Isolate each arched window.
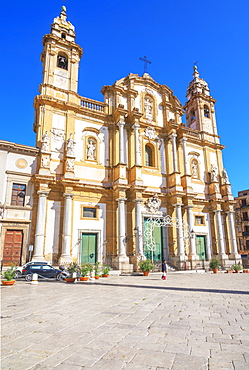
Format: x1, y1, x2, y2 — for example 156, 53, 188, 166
57, 54, 68, 70
191, 109, 196, 121
204, 105, 210, 118
191, 159, 199, 179
145, 144, 154, 167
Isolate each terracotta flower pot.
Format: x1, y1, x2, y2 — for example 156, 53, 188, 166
234, 270, 239, 273
2, 280, 15, 286
102, 274, 109, 277
143, 271, 149, 276
243, 270, 249, 273
212, 269, 218, 274
65, 278, 76, 283
94, 276, 100, 279
227, 270, 233, 273
79, 277, 89, 281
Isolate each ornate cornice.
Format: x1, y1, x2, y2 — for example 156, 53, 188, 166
0, 140, 39, 156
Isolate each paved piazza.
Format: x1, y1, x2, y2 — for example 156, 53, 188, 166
1, 272, 249, 370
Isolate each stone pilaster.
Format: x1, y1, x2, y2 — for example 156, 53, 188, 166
134, 122, 141, 166
171, 133, 178, 172
118, 120, 125, 164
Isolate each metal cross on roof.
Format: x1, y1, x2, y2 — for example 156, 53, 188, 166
139, 56, 152, 74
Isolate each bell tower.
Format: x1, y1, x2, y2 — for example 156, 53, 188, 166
40, 6, 83, 98
184, 65, 218, 141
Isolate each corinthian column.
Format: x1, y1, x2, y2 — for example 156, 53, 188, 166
214, 210, 227, 258
135, 199, 143, 256
171, 133, 178, 172
118, 120, 125, 164
227, 211, 240, 259
33, 191, 49, 261
60, 193, 73, 263
134, 122, 141, 166
175, 203, 185, 260
186, 205, 196, 258
118, 198, 126, 256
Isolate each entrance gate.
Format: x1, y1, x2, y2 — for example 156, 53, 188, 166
143, 216, 190, 263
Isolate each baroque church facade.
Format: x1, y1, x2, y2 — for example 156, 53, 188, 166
0, 8, 241, 270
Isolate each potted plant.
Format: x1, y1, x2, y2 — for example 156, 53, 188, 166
79, 263, 91, 281
65, 262, 78, 282
102, 265, 111, 277
231, 264, 242, 273
243, 269, 249, 273
138, 259, 154, 276
226, 268, 233, 273
209, 258, 220, 273
94, 262, 101, 279
2, 264, 17, 286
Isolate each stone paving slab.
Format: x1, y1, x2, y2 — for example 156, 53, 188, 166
1, 272, 249, 369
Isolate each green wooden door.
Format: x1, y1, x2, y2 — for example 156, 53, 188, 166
144, 218, 163, 262
196, 235, 206, 260
81, 233, 97, 264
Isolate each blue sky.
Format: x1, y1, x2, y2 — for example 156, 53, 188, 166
1, 0, 248, 196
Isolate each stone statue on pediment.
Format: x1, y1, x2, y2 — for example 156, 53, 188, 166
41, 131, 50, 152
222, 168, 230, 184
66, 133, 75, 157
211, 164, 218, 182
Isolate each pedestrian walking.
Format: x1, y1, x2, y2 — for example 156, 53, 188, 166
162, 260, 167, 280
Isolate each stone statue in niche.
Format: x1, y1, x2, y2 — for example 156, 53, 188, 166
145, 194, 161, 213
144, 96, 153, 120
87, 139, 96, 160
211, 164, 218, 182
41, 131, 50, 152
191, 160, 198, 178
222, 168, 229, 184
66, 133, 75, 157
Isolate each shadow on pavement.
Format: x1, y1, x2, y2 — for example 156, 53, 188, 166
92, 281, 249, 295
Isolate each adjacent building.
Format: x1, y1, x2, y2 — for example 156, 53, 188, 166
235, 190, 249, 256
0, 141, 38, 266
0, 8, 241, 270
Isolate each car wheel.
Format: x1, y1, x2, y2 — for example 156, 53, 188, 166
25, 274, 33, 281
56, 273, 63, 281
15, 271, 21, 279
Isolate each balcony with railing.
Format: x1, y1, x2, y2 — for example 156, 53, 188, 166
81, 98, 107, 113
